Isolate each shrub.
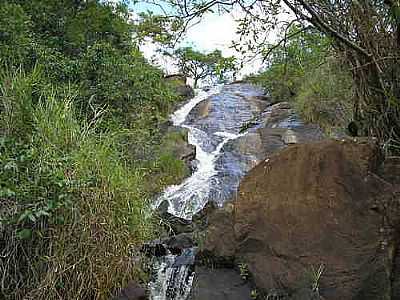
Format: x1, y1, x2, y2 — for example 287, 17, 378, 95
0, 3, 33, 66
247, 26, 353, 133
294, 59, 353, 133
0, 69, 159, 299
0, 1, 186, 298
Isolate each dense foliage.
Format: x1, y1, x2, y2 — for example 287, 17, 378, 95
248, 26, 353, 134
0, 1, 188, 299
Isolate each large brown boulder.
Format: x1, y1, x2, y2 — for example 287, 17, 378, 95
203, 139, 400, 299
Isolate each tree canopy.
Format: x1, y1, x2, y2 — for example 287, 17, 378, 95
173, 47, 236, 87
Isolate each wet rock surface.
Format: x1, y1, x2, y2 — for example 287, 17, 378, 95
224, 101, 324, 166
190, 267, 253, 300
150, 85, 329, 300
203, 139, 400, 299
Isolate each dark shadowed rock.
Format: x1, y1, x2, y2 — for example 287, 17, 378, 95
198, 203, 236, 266
192, 201, 218, 230
114, 281, 146, 300
158, 210, 194, 235
379, 156, 400, 185
176, 85, 195, 99
186, 99, 212, 123
164, 233, 194, 251
141, 241, 168, 258
172, 248, 197, 267
191, 267, 253, 300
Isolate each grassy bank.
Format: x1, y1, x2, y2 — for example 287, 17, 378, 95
0, 1, 189, 299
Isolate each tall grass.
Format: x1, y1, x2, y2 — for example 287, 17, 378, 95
294, 60, 353, 134
0, 68, 165, 299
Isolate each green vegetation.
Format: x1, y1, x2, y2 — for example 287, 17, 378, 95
247, 26, 353, 135
0, 1, 189, 299
173, 47, 236, 88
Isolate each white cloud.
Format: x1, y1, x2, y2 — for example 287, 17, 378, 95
184, 12, 237, 56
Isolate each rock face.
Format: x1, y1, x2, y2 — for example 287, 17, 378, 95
186, 99, 212, 123
220, 101, 324, 182
203, 139, 400, 299
191, 267, 253, 300
114, 281, 146, 300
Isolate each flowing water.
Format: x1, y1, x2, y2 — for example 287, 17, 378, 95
149, 84, 265, 300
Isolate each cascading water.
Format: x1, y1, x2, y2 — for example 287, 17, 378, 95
149, 84, 265, 300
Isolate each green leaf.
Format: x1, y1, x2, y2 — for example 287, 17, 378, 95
18, 210, 32, 223
17, 228, 32, 240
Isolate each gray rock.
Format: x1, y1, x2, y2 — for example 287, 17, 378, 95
114, 281, 146, 300
191, 267, 253, 300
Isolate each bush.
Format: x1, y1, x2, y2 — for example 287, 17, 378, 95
294, 59, 353, 133
0, 68, 175, 299
0, 3, 33, 66
79, 42, 177, 120
247, 26, 353, 133
0, 1, 187, 298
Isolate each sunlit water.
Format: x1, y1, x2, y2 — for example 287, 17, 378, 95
149, 84, 265, 300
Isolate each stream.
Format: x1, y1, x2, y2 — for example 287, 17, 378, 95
149, 83, 266, 300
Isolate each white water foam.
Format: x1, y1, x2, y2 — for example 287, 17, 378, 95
171, 86, 222, 126
149, 254, 195, 300
155, 86, 246, 220
150, 85, 247, 300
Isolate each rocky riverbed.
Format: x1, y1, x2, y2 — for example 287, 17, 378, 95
117, 83, 400, 300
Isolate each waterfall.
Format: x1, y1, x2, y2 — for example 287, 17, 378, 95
149, 84, 265, 300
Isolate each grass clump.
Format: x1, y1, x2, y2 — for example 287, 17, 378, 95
0, 68, 167, 299
0, 1, 191, 298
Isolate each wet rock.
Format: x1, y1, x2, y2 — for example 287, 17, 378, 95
114, 281, 146, 300
191, 267, 253, 300
204, 139, 400, 299
197, 203, 236, 266
245, 95, 270, 111
222, 101, 323, 179
156, 200, 170, 216
163, 233, 194, 251
156, 200, 195, 234
172, 248, 197, 267
186, 99, 212, 122
161, 213, 194, 235
192, 201, 218, 230
282, 128, 298, 144
176, 85, 195, 99
141, 241, 168, 258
